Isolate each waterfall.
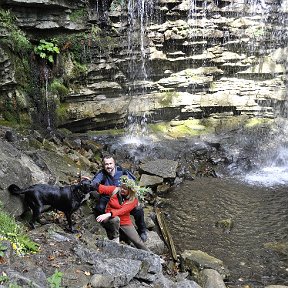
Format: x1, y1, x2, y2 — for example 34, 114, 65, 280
124, 0, 156, 144
43, 65, 51, 130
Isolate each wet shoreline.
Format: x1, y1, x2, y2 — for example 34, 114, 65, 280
163, 177, 288, 287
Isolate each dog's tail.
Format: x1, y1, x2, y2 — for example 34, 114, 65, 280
8, 184, 23, 195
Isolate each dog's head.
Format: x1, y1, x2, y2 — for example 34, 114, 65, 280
78, 179, 94, 194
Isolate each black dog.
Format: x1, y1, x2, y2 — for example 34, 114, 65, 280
8, 180, 93, 232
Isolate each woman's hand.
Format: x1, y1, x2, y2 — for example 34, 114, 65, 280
96, 213, 112, 223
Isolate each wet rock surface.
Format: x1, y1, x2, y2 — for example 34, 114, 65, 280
0, 0, 287, 132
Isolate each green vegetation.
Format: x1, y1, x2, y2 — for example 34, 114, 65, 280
70, 8, 87, 23
47, 269, 63, 288
0, 242, 7, 257
0, 9, 32, 54
0, 202, 39, 255
0, 273, 9, 285
0, 9, 33, 128
87, 128, 125, 137
245, 117, 272, 128
34, 39, 60, 63
55, 103, 70, 126
0, 269, 63, 287
159, 91, 179, 106
50, 80, 69, 99
70, 61, 88, 79
148, 119, 214, 138
119, 176, 152, 202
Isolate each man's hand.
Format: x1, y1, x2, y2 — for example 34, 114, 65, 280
96, 213, 111, 222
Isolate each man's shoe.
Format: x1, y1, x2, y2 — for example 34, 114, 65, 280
140, 232, 148, 242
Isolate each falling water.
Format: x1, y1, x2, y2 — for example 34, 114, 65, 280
124, 0, 156, 144
43, 65, 51, 130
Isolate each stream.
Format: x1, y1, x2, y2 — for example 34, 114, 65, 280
164, 177, 288, 287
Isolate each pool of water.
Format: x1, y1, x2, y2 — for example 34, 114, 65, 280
163, 177, 288, 287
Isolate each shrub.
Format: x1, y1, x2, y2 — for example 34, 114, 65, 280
0, 9, 32, 54
0, 202, 39, 255
34, 39, 60, 63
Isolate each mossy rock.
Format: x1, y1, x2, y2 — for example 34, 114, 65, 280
245, 117, 273, 128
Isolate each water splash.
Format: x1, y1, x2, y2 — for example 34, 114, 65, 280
243, 145, 288, 186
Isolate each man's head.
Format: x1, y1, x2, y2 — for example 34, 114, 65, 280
102, 155, 116, 175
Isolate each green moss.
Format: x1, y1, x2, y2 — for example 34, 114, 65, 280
0, 113, 30, 128
159, 92, 179, 107
2, 111, 18, 123
168, 124, 202, 138
70, 8, 88, 23
43, 139, 58, 151
149, 120, 213, 138
28, 138, 43, 149
213, 115, 249, 134
71, 61, 88, 78
57, 128, 72, 137
0, 9, 32, 54
0, 119, 17, 127
148, 123, 169, 134
245, 117, 272, 128
55, 103, 70, 126
87, 129, 125, 137
50, 80, 69, 99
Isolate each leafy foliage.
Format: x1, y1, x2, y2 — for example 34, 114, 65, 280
0, 272, 9, 285
120, 176, 152, 202
0, 9, 32, 53
70, 8, 87, 23
0, 242, 7, 257
0, 202, 39, 255
50, 80, 69, 98
47, 269, 63, 288
34, 39, 60, 63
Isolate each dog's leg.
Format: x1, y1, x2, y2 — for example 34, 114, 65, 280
64, 212, 77, 233
28, 202, 43, 229
29, 209, 41, 229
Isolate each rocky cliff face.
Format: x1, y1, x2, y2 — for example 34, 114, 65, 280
0, 0, 287, 132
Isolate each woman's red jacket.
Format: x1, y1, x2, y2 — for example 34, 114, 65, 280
98, 184, 138, 226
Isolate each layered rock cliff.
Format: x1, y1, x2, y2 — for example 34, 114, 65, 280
0, 0, 287, 132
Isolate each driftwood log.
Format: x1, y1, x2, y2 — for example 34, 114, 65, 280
155, 207, 177, 261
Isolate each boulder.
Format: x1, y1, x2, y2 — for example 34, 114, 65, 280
180, 250, 230, 280
140, 159, 179, 178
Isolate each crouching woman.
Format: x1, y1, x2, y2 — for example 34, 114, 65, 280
95, 180, 149, 251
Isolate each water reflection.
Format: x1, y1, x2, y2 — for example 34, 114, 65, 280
164, 177, 288, 286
